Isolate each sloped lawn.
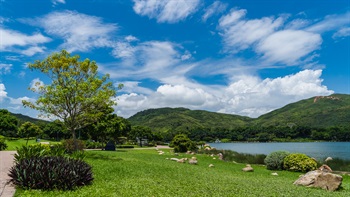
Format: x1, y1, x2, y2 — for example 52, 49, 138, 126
14, 149, 350, 196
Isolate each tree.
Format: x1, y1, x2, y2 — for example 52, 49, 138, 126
128, 126, 152, 147
0, 109, 19, 137
91, 114, 131, 144
18, 122, 42, 145
23, 50, 120, 148
170, 134, 197, 153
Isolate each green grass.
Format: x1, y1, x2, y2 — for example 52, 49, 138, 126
14, 149, 350, 197
5, 138, 60, 150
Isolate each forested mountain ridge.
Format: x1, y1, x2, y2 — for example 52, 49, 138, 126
129, 94, 350, 131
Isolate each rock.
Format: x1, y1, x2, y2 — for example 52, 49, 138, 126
189, 157, 197, 165
293, 170, 343, 191
218, 153, 223, 160
170, 158, 179, 161
242, 164, 254, 172
174, 153, 179, 156
213, 157, 216, 160
209, 164, 214, 168
271, 172, 278, 176
189, 159, 197, 165
319, 164, 332, 172
177, 158, 186, 163
325, 157, 333, 162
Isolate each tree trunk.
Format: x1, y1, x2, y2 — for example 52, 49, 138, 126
72, 129, 78, 151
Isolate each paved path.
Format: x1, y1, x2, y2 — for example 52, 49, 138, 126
0, 151, 16, 197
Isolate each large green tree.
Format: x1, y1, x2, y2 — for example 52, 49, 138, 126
0, 109, 18, 137
23, 50, 120, 145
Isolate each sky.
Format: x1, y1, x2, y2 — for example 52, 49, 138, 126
0, 0, 349, 120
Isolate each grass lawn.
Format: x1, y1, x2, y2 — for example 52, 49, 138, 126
5, 138, 60, 150
14, 149, 350, 197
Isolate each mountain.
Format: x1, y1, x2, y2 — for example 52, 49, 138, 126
255, 94, 350, 128
128, 94, 350, 131
10, 112, 49, 124
128, 107, 252, 132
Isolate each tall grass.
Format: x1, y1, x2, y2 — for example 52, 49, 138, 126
14, 149, 350, 196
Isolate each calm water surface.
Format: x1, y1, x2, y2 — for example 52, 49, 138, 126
209, 142, 350, 160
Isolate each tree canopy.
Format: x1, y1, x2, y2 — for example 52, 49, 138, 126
23, 50, 120, 142
0, 109, 18, 137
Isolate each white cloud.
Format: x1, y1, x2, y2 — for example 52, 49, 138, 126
29, 10, 117, 52
202, 1, 227, 22
306, 12, 350, 33
219, 9, 284, 52
0, 64, 12, 74
333, 27, 350, 38
118, 81, 154, 95
257, 30, 322, 65
111, 42, 136, 58
133, 0, 201, 23
30, 78, 44, 92
0, 84, 7, 102
107, 41, 195, 83
9, 96, 35, 105
20, 46, 46, 56
0, 28, 51, 55
52, 0, 65, 5
114, 69, 333, 118
125, 35, 138, 42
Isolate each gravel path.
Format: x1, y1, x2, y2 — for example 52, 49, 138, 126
0, 151, 16, 197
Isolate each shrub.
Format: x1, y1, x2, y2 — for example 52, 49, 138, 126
85, 141, 104, 149
9, 156, 93, 190
0, 135, 8, 150
170, 134, 198, 153
116, 145, 135, 148
62, 139, 85, 153
14, 144, 50, 162
283, 153, 317, 172
264, 151, 290, 170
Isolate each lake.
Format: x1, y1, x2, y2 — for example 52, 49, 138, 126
209, 142, 350, 160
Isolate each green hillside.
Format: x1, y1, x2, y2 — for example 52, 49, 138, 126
129, 94, 350, 131
10, 112, 49, 124
128, 107, 251, 132
255, 94, 350, 128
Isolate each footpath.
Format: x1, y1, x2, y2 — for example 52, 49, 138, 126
0, 151, 16, 197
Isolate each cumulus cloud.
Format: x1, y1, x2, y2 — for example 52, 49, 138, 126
202, 1, 227, 22
0, 84, 8, 102
9, 96, 35, 105
133, 0, 201, 23
0, 28, 50, 55
114, 70, 333, 118
27, 10, 117, 52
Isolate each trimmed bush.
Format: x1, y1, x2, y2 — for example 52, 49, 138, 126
264, 151, 290, 170
170, 134, 198, 153
9, 156, 93, 190
283, 153, 317, 172
0, 135, 8, 150
116, 145, 135, 148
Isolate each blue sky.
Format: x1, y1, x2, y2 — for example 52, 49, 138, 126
0, 0, 349, 119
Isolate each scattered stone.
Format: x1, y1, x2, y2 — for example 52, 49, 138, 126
319, 164, 332, 173
242, 164, 254, 172
189, 157, 198, 165
325, 157, 333, 162
174, 153, 179, 156
293, 170, 343, 191
210, 154, 214, 157
218, 153, 223, 160
165, 158, 169, 160
177, 158, 186, 163
271, 172, 278, 176
170, 158, 179, 161
213, 157, 216, 160
209, 164, 214, 168
186, 151, 192, 154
